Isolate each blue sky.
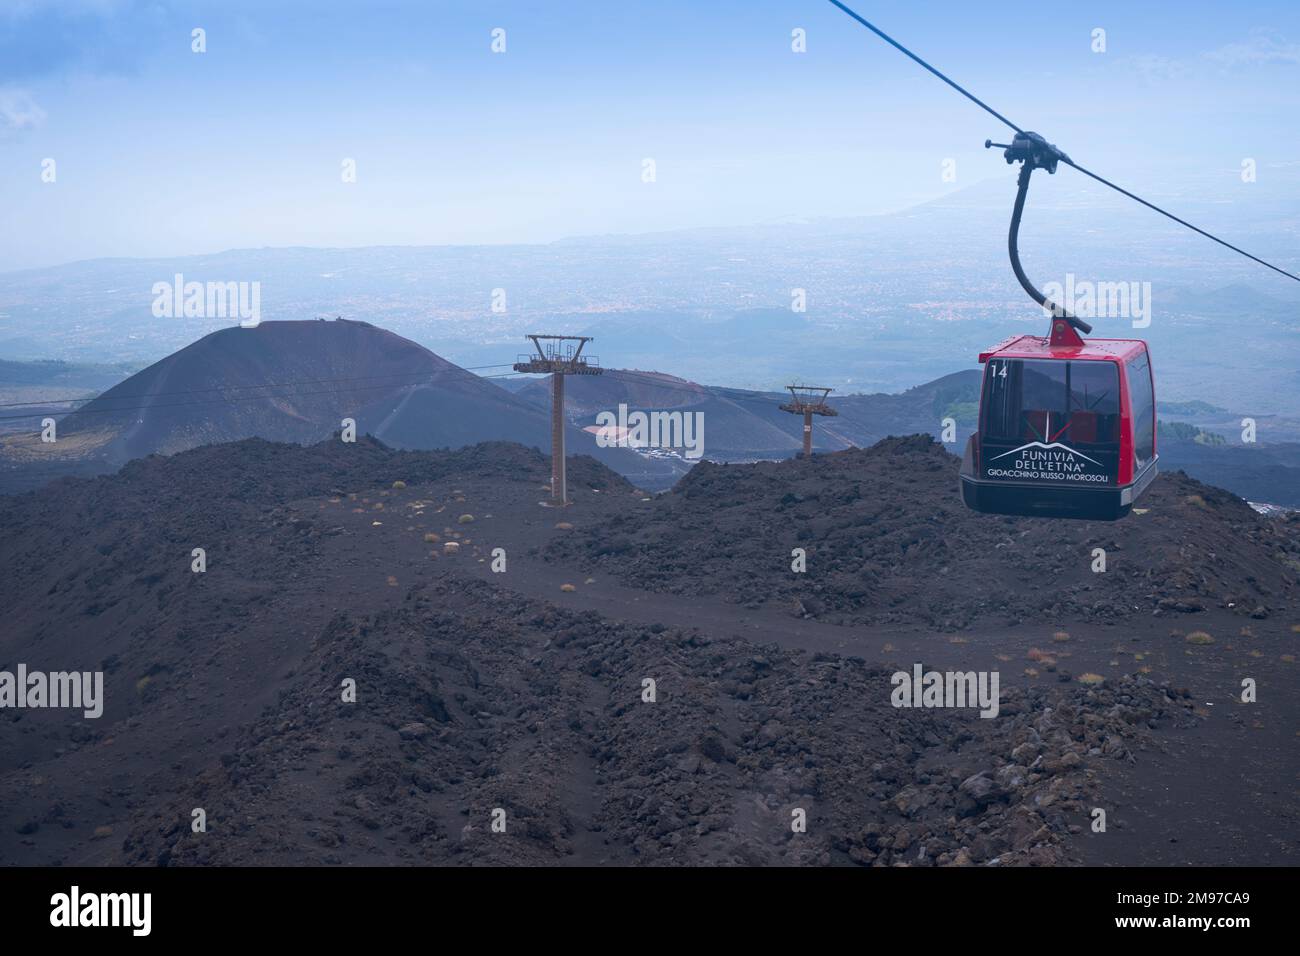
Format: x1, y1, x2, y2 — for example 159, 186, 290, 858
2, 0, 1298, 270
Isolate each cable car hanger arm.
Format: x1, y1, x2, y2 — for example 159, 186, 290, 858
986, 134, 1092, 336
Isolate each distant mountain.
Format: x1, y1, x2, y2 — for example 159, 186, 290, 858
54, 319, 529, 459
0, 320, 679, 493
516, 367, 984, 460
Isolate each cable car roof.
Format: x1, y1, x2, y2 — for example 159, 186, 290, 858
977, 334, 1148, 364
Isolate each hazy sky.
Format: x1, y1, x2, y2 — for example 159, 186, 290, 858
2, 0, 1299, 271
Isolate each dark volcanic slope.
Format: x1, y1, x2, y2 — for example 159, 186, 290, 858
545, 435, 1300, 629
0, 437, 1198, 867
0, 436, 628, 780
0, 438, 614, 864
0, 437, 626, 695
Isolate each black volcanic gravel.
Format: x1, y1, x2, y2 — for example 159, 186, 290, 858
123, 577, 1196, 867
544, 435, 1300, 629
0, 437, 1274, 867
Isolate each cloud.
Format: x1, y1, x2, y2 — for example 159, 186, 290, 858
1204, 33, 1300, 68
1121, 54, 1192, 82
1117, 32, 1299, 82
0, 86, 46, 129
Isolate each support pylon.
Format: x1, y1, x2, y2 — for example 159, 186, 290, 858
513, 335, 602, 505
778, 385, 837, 457
551, 372, 565, 504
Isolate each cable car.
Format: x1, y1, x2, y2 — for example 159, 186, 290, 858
959, 321, 1158, 520
958, 132, 1158, 520
818, 6, 1298, 518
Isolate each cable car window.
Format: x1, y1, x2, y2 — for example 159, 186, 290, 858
1128, 351, 1155, 469
983, 359, 1120, 447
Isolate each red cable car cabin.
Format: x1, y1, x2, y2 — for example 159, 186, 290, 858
959, 318, 1158, 521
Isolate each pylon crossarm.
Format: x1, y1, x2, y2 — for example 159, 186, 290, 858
780, 384, 837, 417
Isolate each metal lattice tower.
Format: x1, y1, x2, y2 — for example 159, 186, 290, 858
513, 335, 602, 506
779, 385, 838, 457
